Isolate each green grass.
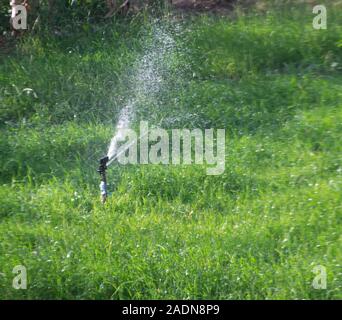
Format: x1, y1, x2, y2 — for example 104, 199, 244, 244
0, 3, 341, 299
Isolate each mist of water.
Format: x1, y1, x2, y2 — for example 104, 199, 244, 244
106, 23, 180, 162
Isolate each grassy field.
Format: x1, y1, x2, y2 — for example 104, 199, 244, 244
0, 2, 341, 299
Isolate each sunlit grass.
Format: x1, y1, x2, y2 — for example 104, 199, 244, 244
0, 3, 341, 299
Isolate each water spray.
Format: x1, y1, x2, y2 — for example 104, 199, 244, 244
98, 24, 179, 203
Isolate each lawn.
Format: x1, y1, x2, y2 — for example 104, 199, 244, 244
0, 1, 341, 299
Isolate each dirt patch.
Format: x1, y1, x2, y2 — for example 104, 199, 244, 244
172, 0, 236, 12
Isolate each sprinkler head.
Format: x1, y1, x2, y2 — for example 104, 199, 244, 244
98, 156, 109, 175
98, 156, 109, 204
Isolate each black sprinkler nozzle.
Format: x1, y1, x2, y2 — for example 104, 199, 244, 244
98, 156, 109, 204
98, 156, 109, 175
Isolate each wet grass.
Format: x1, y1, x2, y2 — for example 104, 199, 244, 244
0, 3, 341, 299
